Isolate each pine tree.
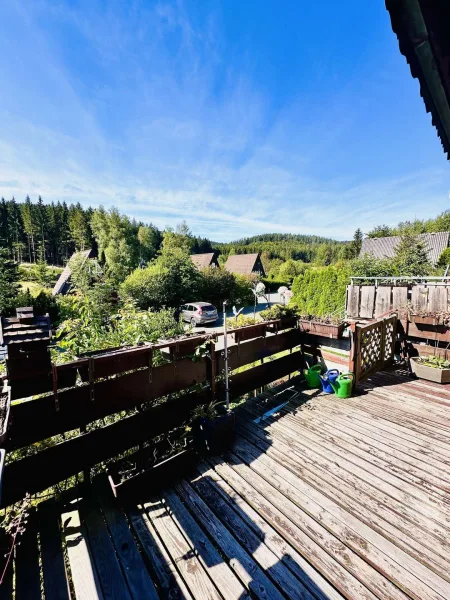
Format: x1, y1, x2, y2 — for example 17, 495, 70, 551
36, 195, 47, 260
21, 195, 38, 262
394, 233, 431, 276
352, 228, 363, 257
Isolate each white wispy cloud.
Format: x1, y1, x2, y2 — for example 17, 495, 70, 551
0, 0, 449, 241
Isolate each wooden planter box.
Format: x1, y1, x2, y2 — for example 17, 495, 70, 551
266, 317, 298, 333
232, 324, 266, 343
410, 315, 440, 326
410, 357, 450, 384
159, 336, 207, 359
298, 320, 346, 339
0, 389, 11, 447
108, 449, 197, 503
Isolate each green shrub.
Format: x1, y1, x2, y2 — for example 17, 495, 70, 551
226, 314, 258, 328
260, 304, 297, 321
55, 300, 183, 362
291, 264, 350, 317
437, 247, 450, 268
3, 289, 59, 321
121, 251, 201, 310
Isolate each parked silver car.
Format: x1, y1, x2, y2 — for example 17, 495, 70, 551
180, 302, 218, 326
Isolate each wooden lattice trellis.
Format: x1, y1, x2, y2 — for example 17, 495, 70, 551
354, 315, 397, 385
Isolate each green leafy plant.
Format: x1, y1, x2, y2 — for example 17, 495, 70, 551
191, 401, 223, 421
416, 356, 450, 369
260, 304, 297, 321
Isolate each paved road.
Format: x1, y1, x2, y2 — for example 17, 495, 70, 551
190, 293, 285, 336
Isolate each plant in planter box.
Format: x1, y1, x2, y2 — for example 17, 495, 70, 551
191, 401, 235, 455
408, 309, 450, 327
298, 314, 347, 339
260, 304, 298, 332
410, 355, 450, 384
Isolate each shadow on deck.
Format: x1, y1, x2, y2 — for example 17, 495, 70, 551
4, 370, 450, 600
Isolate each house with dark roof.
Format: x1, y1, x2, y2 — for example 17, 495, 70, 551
190, 253, 219, 270
224, 253, 266, 277
360, 232, 449, 265
52, 249, 95, 296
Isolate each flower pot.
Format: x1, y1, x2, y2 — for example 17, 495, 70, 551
192, 410, 236, 455
298, 320, 346, 339
410, 357, 450, 384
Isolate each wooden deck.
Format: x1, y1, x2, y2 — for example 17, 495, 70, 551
5, 370, 450, 600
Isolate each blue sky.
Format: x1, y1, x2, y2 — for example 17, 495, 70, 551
0, 0, 449, 241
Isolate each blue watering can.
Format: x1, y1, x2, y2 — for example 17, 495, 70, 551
318, 369, 340, 394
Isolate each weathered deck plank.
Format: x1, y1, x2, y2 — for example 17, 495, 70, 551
93, 478, 159, 600
81, 496, 132, 600
14, 509, 41, 600
38, 499, 71, 600
145, 497, 222, 600
231, 441, 450, 600
61, 502, 104, 600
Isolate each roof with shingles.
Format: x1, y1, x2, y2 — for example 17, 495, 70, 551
224, 253, 265, 276
360, 232, 450, 265
190, 253, 217, 269
0, 314, 52, 346
52, 249, 94, 296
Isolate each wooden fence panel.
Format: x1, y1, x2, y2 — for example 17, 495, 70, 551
374, 287, 391, 318
8, 358, 208, 451
215, 329, 301, 374
2, 350, 303, 506
392, 287, 408, 312
359, 286, 375, 318
411, 286, 428, 312
218, 351, 301, 400
347, 285, 360, 318
428, 285, 448, 312
1, 389, 210, 508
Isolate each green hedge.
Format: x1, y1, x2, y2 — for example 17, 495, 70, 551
291, 264, 350, 317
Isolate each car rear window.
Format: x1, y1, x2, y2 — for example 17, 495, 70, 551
202, 305, 216, 311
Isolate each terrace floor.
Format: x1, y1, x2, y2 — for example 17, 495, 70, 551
4, 370, 450, 600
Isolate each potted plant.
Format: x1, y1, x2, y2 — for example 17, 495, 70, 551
260, 305, 298, 332
298, 315, 347, 339
410, 355, 450, 384
191, 401, 235, 455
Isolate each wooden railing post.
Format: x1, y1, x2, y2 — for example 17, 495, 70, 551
348, 322, 358, 390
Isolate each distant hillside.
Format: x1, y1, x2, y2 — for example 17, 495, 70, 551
212, 233, 347, 264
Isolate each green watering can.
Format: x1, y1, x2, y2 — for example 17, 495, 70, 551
304, 364, 322, 389
330, 373, 354, 398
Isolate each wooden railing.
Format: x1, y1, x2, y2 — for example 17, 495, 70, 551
2, 320, 305, 507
